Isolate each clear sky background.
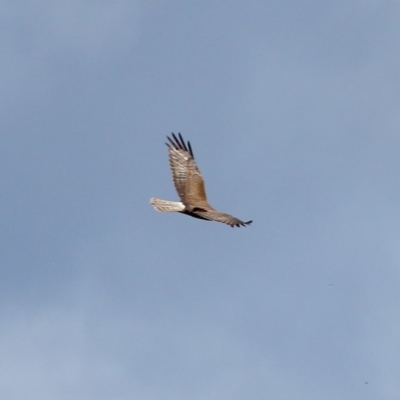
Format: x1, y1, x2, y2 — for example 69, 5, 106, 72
2, 2, 400, 399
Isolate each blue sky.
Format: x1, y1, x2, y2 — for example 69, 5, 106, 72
2, 1, 400, 399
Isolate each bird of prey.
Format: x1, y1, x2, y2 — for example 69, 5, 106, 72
150, 133, 252, 228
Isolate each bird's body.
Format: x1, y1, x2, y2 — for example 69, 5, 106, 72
150, 133, 252, 228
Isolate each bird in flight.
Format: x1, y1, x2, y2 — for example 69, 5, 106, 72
150, 133, 252, 228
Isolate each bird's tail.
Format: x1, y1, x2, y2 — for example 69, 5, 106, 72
150, 198, 185, 212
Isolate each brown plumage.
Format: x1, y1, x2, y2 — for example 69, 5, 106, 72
150, 133, 252, 228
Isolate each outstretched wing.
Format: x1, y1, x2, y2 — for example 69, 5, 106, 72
166, 133, 207, 204
192, 209, 252, 228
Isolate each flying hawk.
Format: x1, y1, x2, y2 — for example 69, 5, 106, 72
150, 133, 252, 228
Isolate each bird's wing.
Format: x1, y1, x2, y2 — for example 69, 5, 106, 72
166, 133, 207, 204
192, 209, 252, 228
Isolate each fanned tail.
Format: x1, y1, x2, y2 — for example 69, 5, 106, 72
150, 198, 185, 212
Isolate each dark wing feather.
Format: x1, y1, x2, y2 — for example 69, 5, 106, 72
166, 133, 207, 204
192, 209, 252, 228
